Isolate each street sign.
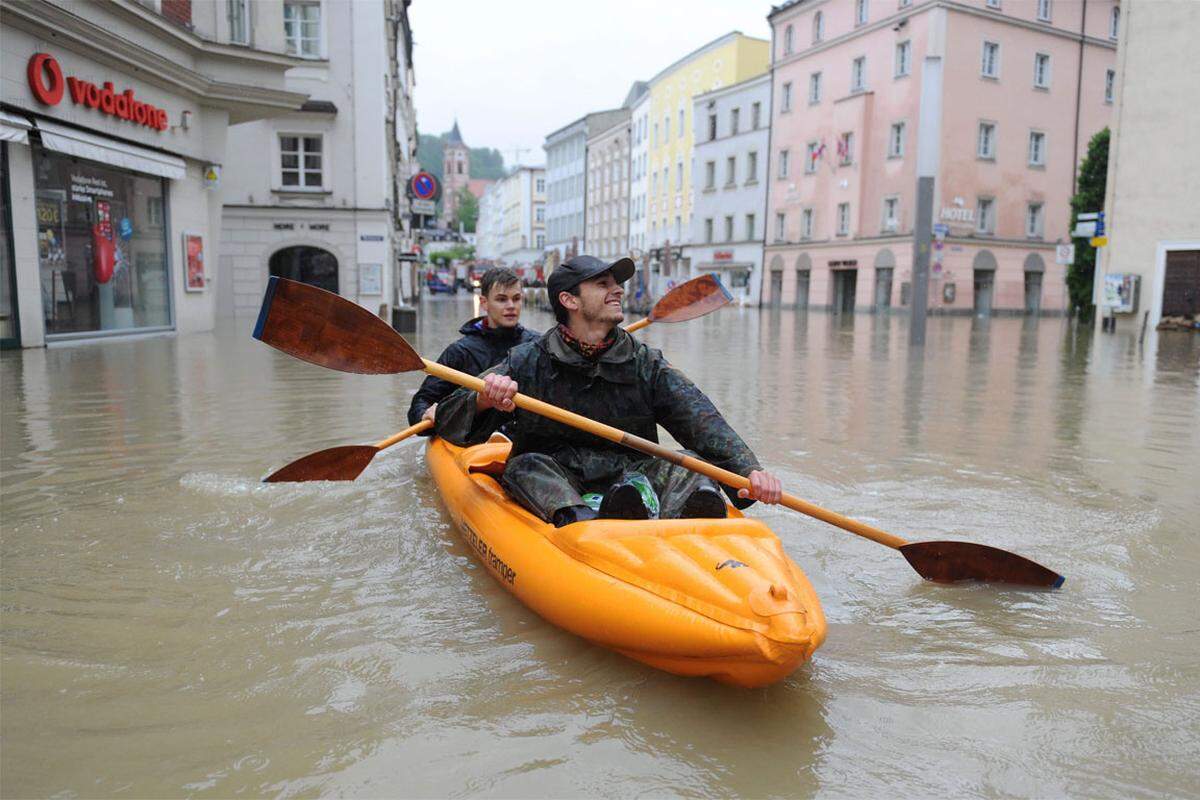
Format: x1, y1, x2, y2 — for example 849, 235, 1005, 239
1073, 211, 1104, 239
1055, 243, 1075, 265
933, 223, 950, 236
409, 171, 439, 201
411, 198, 436, 214
1090, 236, 1108, 248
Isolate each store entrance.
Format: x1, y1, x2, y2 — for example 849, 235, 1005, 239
269, 246, 339, 295
1, 145, 19, 348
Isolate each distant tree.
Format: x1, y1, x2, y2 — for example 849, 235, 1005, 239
416, 132, 506, 217
1067, 127, 1110, 322
454, 187, 479, 233
468, 147, 507, 180
429, 244, 475, 267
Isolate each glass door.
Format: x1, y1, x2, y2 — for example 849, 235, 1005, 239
1, 144, 20, 348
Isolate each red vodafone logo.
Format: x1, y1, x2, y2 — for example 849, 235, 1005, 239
27, 53, 64, 105
25, 53, 169, 132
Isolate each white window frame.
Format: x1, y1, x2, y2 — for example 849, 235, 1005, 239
1037, 0, 1051, 22
882, 196, 900, 231
747, 151, 758, 183
895, 41, 911, 78
837, 202, 850, 236
978, 121, 997, 160
888, 122, 906, 158
784, 24, 794, 56
851, 56, 867, 92
779, 149, 790, 178
277, 133, 325, 190
724, 215, 735, 242
976, 197, 995, 234
782, 82, 794, 112
704, 217, 714, 243
805, 141, 819, 174
1034, 53, 1051, 89
675, 158, 683, 191
1109, 6, 1120, 39
228, 0, 251, 45
745, 213, 756, 240
1105, 69, 1116, 103
283, 0, 323, 59
752, 102, 762, 129
705, 160, 716, 190
986, 0, 1000, 8
855, 0, 869, 26
981, 41, 1000, 79
809, 72, 823, 104
730, 107, 740, 135
1028, 130, 1046, 167
725, 155, 737, 187
839, 132, 855, 166
1026, 202, 1044, 238
802, 208, 814, 239
775, 212, 786, 242
813, 11, 824, 43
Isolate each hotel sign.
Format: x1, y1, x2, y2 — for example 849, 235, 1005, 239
26, 53, 169, 132
940, 207, 974, 223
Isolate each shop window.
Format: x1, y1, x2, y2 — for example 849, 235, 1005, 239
269, 246, 338, 294
280, 135, 323, 188
284, 1, 321, 58
33, 147, 170, 336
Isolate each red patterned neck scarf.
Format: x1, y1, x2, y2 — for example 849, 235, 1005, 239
557, 323, 615, 361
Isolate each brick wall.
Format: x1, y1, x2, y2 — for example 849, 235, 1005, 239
160, 0, 192, 28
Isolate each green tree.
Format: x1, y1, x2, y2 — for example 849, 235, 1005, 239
429, 244, 475, 267
1067, 127, 1110, 321
454, 186, 479, 233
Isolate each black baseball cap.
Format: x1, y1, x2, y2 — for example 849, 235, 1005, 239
547, 255, 636, 316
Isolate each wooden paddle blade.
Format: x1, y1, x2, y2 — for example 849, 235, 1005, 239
263, 445, 380, 482
900, 541, 1065, 588
649, 274, 733, 324
252, 276, 423, 374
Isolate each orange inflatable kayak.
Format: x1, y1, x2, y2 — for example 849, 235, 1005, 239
427, 436, 826, 688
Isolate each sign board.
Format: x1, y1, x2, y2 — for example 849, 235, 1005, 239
940, 207, 974, 223
1073, 211, 1104, 239
713, 250, 734, 261
203, 164, 221, 189
1055, 243, 1075, 265
1090, 236, 1108, 248
409, 171, 440, 201
411, 198, 436, 215
1101, 273, 1138, 312
933, 223, 950, 237
182, 232, 205, 292
360, 234, 385, 242
358, 263, 382, 295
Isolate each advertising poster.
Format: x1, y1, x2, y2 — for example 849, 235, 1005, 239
183, 232, 205, 292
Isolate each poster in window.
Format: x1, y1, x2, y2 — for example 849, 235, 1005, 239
183, 232, 205, 292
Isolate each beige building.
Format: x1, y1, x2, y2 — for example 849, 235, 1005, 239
1095, 0, 1200, 331
497, 166, 545, 267
584, 111, 631, 258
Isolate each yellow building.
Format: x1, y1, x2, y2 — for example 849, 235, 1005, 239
636, 32, 768, 251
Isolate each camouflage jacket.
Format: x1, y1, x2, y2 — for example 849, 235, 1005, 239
434, 326, 763, 506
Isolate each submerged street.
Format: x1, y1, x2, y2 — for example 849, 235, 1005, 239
2, 297, 1198, 798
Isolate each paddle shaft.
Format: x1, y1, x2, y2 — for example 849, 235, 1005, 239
421, 359, 909, 551
624, 317, 651, 333
374, 420, 432, 449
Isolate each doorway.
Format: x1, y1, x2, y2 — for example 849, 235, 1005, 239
832, 269, 857, 313
794, 270, 810, 309
769, 270, 783, 309
874, 268, 893, 312
1162, 250, 1200, 317
269, 246, 339, 294
974, 270, 995, 316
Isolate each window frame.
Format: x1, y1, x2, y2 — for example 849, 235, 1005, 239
784, 24, 795, 56
977, 121, 997, 160
283, 0, 323, 59
855, 0, 869, 27
781, 81, 794, 113
813, 11, 824, 43
802, 208, 814, 239
976, 196, 995, 234
981, 40, 1001, 79
775, 212, 786, 242
805, 141, 819, 174
1037, 0, 1052, 22
277, 132, 326, 191
888, 121, 906, 159
779, 149, 791, 179
1105, 69, 1116, 103
725, 155, 737, 187
882, 195, 900, 231
228, 0, 251, 45
1109, 6, 1120, 39
839, 132, 855, 166
746, 150, 758, 183
1034, 52, 1051, 89
704, 160, 716, 190
809, 71, 823, 105
1026, 202, 1044, 238
1028, 129, 1046, 167
836, 202, 851, 236
895, 40, 911, 78
745, 213, 756, 240
851, 56, 867, 93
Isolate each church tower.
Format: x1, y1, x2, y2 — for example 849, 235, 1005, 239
442, 121, 470, 229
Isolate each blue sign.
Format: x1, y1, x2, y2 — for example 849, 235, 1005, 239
118, 217, 133, 240
1095, 212, 1105, 236
933, 223, 950, 236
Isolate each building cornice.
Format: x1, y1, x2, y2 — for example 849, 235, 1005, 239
765, 234, 1056, 250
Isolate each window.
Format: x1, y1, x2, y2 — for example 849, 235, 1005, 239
726, 156, 737, 186
1110, 6, 1120, 39
1026, 203, 1044, 238
653, 122, 658, 146
851, 57, 867, 92
1105, 69, 1116, 103
978, 122, 996, 159
724, 215, 734, 242
1034, 53, 1051, 88
888, 122, 905, 158
882, 196, 899, 230
784, 24, 794, 56
1028, 130, 1046, 166
536, 206, 545, 222
536, 178, 545, 193
802, 208, 814, 239
895, 41, 911, 77
283, 1, 321, 58
838, 132, 854, 165
708, 114, 717, 141
704, 218, 714, 243
809, 72, 822, 104
678, 109, 685, 138
855, 0, 869, 26
747, 151, 758, 182
982, 41, 1000, 78
775, 212, 786, 242
813, 11, 824, 43
752, 102, 761, 129
228, 0, 250, 44
652, 170, 658, 195
805, 141, 819, 173
701, 160, 715, 190
675, 159, 683, 190
986, 0, 1000, 8
1037, 0, 1052, 21
674, 215, 681, 240
280, 134, 323, 187
779, 149, 790, 178
664, 165, 670, 192
781, 82, 793, 112
746, 213, 756, 239
900, 0, 912, 6
536, 234, 545, 249
730, 108, 740, 135
976, 197, 995, 233
837, 202, 850, 235
664, 115, 670, 141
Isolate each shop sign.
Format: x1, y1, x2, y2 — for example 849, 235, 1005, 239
940, 207, 974, 223
183, 232, 205, 292
713, 250, 734, 261
828, 259, 858, 267
360, 234, 385, 242
26, 53, 169, 132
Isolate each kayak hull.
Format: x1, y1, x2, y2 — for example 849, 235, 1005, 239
427, 437, 825, 688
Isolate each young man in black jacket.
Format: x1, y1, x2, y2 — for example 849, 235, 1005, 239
407, 267, 540, 427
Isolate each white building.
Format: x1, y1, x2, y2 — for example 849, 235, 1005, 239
220, 0, 414, 320
475, 181, 502, 261
543, 108, 627, 260
1, 0, 305, 348
628, 89, 651, 258
584, 111, 630, 258
496, 166, 545, 267
684, 73, 770, 305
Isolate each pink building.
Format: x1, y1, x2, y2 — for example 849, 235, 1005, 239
765, 0, 1117, 314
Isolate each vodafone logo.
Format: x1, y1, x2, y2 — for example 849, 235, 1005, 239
26, 53, 169, 133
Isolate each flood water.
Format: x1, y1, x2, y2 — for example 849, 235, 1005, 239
2, 297, 1198, 798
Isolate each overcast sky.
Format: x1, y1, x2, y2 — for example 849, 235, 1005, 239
409, 0, 772, 167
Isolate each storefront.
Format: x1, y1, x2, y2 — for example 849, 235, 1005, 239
1, 1, 306, 347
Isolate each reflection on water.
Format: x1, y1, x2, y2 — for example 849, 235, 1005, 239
2, 300, 1197, 798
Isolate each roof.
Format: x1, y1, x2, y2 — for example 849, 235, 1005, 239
692, 70, 771, 104
622, 80, 649, 109
299, 100, 337, 114
645, 31, 767, 87
445, 120, 464, 145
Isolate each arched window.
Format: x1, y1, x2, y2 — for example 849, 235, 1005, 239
813, 11, 824, 44
269, 246, 339, 294
784, 25, 794, 56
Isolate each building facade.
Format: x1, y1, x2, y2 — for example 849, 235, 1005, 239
765, 0, 1116, 314
684, 73, 771, 305
495, 166, 545, 268
1095, 0, 1200, 331
642, 31, 770, 290
1, 0, 306, 348
475, 179, 503, 261
220, 0, 413, 320
628, 88, 651, 257
440, 121, 469, 229
543, 108, 627, 261
584, 111, 631, 258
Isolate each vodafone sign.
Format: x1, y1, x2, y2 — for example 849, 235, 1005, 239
26, 53, 169, 132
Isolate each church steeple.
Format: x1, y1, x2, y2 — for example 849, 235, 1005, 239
446, 120, 464, 146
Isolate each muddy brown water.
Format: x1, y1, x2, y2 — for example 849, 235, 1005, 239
2, 298, 1198, 798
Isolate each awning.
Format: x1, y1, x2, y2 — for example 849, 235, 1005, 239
0, 111, 32, 144
34, 119, 186, 179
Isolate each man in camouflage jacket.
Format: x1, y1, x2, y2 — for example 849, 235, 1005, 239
435, 255, 782, 527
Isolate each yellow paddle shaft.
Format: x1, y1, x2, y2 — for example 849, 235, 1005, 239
420, 359, 909, 551
624, 316, 651, 333
373, 419, 432, 449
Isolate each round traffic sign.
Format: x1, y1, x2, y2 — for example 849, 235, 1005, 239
410, 171, 438, 200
